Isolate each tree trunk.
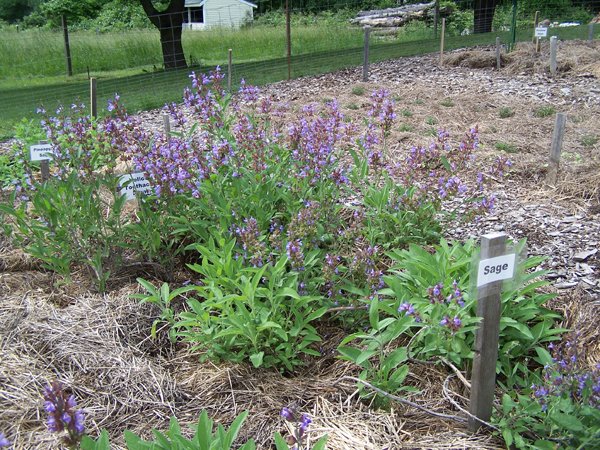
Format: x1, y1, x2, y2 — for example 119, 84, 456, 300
473, 0, 500, 34
140, 0, 187, 70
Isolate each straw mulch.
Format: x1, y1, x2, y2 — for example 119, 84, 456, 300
0, 260, 507, 449
444, 40, 600, 77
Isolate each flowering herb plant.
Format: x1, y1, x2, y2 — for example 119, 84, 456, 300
498, 334, 600, 449
339, 238, 566, 407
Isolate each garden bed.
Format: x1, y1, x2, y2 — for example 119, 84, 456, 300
1, 41, 599, 449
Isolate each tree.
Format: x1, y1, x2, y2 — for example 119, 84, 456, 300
0, 0, 41, 22
139, 0, 187, 70
473, 0, 501, 34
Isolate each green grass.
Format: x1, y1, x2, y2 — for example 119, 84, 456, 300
401, 109, 413, 117
534, 106, 556, 118
499, 107, 515, 118
579, 134, 598, 148
399, 123, 413, 132
495, 142, 519, 153
351, 86, 365, 96
0, 25, 365, 80
425, 116, 438, 126
440, 98, 454, 107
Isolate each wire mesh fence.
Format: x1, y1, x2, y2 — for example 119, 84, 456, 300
1, 0, 599, 136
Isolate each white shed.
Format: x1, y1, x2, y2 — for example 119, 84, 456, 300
184, 0, 257, 30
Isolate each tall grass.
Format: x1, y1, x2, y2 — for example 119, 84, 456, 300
0, 24, 364, 80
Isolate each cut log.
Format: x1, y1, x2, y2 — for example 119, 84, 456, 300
351, 2, 453, 28
355, 2, 436, 19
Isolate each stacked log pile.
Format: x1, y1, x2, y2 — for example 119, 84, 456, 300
350, 1, 452, 29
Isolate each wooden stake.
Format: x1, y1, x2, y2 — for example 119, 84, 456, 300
227, 48, 232, 92
495, 37, 501, 70
163, 113, 171, 144
39, 140, 50, 182
62, 15, 73, 77
550, 35, 558, 75
547, 113, 566, 185
439, 18, 446, 67
90, 78, 97, 119
363, 26, 371, 82
469, 233, 507, 432
532, 11, 539, 43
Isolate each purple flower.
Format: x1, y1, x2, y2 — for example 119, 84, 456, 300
43, 381, 85, 447
280, 407, 294, 421
0, 433, 10, 448
398, 302, 415, 315
428, 282, 445, 303
298, 413, 311, 436
440, 315, 462, 333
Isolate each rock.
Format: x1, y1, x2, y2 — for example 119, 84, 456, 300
573, 249, 597, 262
554, 281, 578, 289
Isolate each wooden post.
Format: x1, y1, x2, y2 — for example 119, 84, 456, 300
227, 48, 232, 92
495, 37, 501, 70
589, 23, 594, 42
90, 78, 97, 119
439, 18, 446, 66
39, 140, 50, 182
433, 0, 439, 39
547, 113, 566, 185
469, 233, 507, 432
285, 0, 291, 81
163, 113, 171, 144
363, 26, 370, 82
550, 35, 558, 75
62, 15, 73, 77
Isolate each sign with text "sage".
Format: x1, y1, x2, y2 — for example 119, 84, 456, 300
118, 173, 152, 200
476, 253, 516, 287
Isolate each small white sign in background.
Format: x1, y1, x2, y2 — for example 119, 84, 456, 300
477, 253, 516, 287
535, 27, 548, 38
30, 143, 53, 161
118, 172, 153, 200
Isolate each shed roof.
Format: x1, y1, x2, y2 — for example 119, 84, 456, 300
185, 0, 257, 8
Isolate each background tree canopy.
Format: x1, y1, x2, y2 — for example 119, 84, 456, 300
1, 0, 598, 27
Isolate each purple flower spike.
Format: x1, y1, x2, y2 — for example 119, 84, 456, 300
43, 381, 85, 447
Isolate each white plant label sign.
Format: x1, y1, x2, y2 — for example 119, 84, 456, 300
535, 27, 548, 37
477, 253, 516, 287
30, 143, 53, 161
118, 172, 152, 200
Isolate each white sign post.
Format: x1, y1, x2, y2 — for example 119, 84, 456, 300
29, 143, 53, 162
469, 232, 515, 431
118, 172, 153, 200
30, 141, 53, 181
535, 26, 548, 38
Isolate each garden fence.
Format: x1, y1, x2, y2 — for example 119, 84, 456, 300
0, 0, 599, 135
